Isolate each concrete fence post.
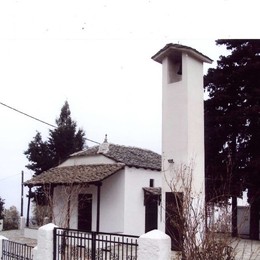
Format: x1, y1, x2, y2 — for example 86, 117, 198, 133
20, 216, 25, 231
0, 235, 8, 259
138, 229, 171, 260
33, 223, 58, 260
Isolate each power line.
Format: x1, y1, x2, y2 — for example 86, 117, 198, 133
0, 173, 21, 182
0, 101, 56, 128
0, 101, 100, 144
85, 138, 100, 145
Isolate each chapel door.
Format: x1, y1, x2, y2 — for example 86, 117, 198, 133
145, 195, 158, 232
78, 194, 92, 231
165, 192, 184, 251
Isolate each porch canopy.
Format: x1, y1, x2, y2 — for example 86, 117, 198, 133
24, 163, 125, 186
23, 163, 125, 231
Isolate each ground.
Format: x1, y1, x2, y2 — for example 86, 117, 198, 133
0, 229, 37, 247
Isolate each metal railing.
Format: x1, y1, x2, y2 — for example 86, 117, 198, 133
2, 240, 34, 260
53, 227, 138, 260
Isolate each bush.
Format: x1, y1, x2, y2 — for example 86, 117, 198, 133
3, 206, 19, 230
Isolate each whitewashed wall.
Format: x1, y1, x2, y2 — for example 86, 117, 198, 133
53, 184, 97, 229
99, 169, 125, 233
161, 53, 205, 196
237, 206, 250, 236
124, 167, 161, 236
159, 51, 207, 233
53, 171, 125, 232
52, 166, 161, 235
59, 154, 114, 167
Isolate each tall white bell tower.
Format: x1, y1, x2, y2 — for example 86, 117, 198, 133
152, 44, 212, 247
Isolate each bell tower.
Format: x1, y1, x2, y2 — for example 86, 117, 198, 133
152, 44, 212, 247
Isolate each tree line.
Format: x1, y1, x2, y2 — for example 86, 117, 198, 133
204, 39, 260, 240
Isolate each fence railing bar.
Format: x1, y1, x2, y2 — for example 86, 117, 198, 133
53, 227, 138, 260
2, 240, 34, 260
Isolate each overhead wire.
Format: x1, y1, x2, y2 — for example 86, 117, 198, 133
0, 101, 56, 128
0, 101, 100, 144
0, 173, 21, 182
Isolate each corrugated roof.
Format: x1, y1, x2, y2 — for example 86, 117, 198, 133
151, 43, 213, 64
71, 143, 161, 171
24, 163, 125, 187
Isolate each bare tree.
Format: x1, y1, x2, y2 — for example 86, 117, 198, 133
164, 162, 235, 259
32, 184, 90, 229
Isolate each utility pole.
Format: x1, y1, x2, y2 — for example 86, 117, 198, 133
21, 171, 24, 216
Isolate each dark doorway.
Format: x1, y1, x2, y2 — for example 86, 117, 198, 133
165, 192, 184, 251
78, 194, 92, 231
145, 195, 158, 232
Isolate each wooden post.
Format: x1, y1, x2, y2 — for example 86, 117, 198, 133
26, 187, 32, 227
96, 182, 102, 232
21, 171, 24, 217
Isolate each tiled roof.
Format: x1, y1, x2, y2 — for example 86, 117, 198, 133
71, 143, 161, 171
151, 43, 213, 64
24, 163, 125, 187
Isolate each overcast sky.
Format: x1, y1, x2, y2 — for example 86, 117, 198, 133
0, 0, 258, 211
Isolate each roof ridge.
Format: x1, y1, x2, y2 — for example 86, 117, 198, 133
108, 143, 160, 153
70, 143, 161, 156
59, 162, 125, 168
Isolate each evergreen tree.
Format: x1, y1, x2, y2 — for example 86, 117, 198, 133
204, 40, 260, 239
24, 101, 86, 206
24, 101, 86, 175
48, 101, 86, 165
24, 132, 53, 175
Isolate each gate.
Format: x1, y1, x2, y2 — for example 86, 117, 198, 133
53, 227, 138, 260
2, 240, 33, 260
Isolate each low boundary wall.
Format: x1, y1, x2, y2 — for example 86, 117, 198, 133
1, 224, 171, 260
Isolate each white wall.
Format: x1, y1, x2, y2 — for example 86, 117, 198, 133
59, 154, 115, 167
53, 165, 161, 235
70, 185, 97, 230
124, 167, 161, 236
159, 51, 206, 232
186, 54, 205, 196
161, 53, 205, 195
99, 169, 125, 233
237, 206, 250, 236
52, 169, 125, 233
52, 185, 97, 230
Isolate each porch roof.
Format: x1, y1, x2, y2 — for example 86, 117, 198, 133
24, 163, 125, 187
143, 187, 161, 196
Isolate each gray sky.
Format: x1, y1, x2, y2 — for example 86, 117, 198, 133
0, 0, 257, 211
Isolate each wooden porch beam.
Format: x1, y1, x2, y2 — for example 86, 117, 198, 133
95, 182, 102, 232
26, 187, 32, 227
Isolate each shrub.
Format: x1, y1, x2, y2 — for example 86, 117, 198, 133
3, 206, 19, 230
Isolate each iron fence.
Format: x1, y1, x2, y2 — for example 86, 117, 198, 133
53, 227, 138, 260
2, 240, 34, 260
